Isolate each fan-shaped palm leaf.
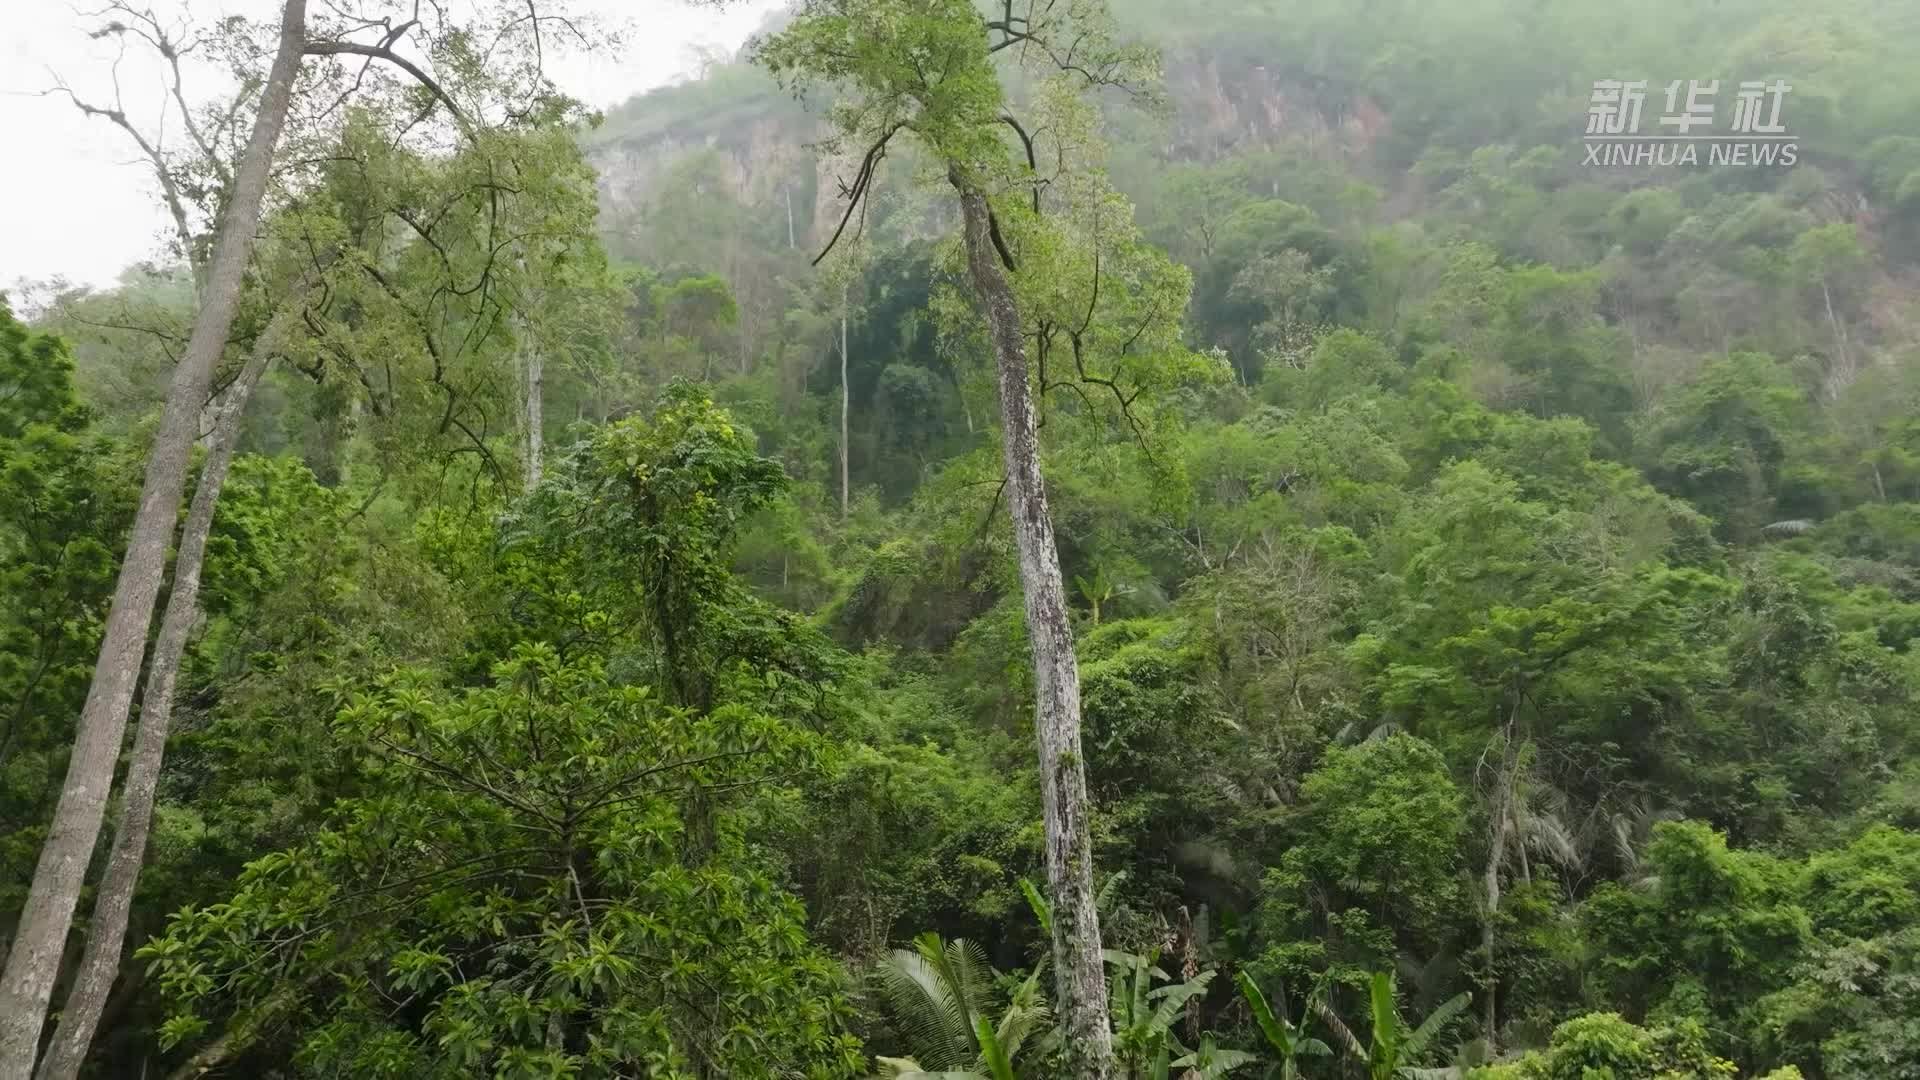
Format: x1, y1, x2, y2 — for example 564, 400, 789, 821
875, 934, 993, 1069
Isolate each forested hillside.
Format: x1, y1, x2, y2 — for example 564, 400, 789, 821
6, 0, 1920, 1077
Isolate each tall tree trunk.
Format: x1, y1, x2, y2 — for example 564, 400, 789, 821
0, 3, 307, 1073
952, 172, 1113, 1080
516, 255, 543, 493
1482, 814, 1509, 1050
839, 303, 850, 519
1479, 718, 1523, 1054
32, 307, 292, 1080
526, 343, 544, 492
1822, 279, 1852, 401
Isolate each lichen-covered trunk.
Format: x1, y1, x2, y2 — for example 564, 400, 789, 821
952, 173, 1114, 1080
0, 3, 308, 1074
33, 308, 290, 1080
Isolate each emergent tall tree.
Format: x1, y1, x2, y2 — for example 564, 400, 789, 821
760, 4, 1174, 1075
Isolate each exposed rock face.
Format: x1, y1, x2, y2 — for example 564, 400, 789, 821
584, 47, 1386, 251
592, 136, 685, 221
1163, 54, 1388, 162
590, 112, 823, 236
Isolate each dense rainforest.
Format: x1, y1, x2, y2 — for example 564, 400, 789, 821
5, 0, 1920, 1077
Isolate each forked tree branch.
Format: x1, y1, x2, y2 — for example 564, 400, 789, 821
41, 81, 201, 283
812, 123, 903, 265
999, 113, 1042, 215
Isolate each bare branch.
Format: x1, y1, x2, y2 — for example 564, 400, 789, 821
812, 123, 902, 266
303, 40, 470, 130
39, 81, 200, 281
1000, 112, 1041, 215
987, 205, 1018, 272
112, 3, 233, 190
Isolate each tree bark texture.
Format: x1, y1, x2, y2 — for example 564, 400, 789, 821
952, 172, 1114, 1080
33, 304, 293, 1080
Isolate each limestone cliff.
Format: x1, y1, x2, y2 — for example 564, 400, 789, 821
583, 37, 1384, 255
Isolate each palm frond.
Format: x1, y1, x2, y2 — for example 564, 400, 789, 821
1523, 811, 1582, 871
927, 934, 994, 1050
876, 935, 991, 1069
1610, 812, 1640, 873
1367, 719, 1405, 742
877, 1056, 987, 1080
878, 950, 964, 1068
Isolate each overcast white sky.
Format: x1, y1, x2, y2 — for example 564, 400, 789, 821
0, 0, 783, 290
